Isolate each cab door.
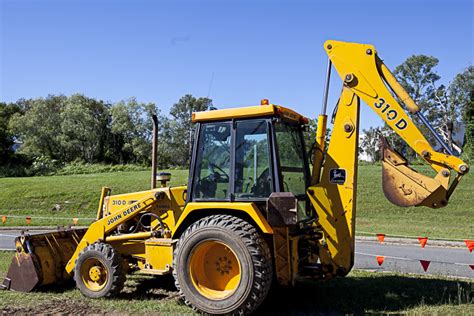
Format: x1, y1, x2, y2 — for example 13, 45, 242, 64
233, 119, 274, 201
273, 121, 312, 221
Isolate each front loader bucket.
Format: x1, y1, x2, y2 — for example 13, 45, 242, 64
1, 228, 87, 292
380, 138, 449, 209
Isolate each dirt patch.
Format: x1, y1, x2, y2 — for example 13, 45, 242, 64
120, 274, 181, 301
0, 298, 105, 315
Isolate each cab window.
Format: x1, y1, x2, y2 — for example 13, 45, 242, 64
234, 120, 272, 199
192, 122, 231, 200
275, 121, 311, 220
275, 122, 307, 195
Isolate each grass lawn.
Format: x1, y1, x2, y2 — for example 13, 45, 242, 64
0, 165, 472, 239
0, 251, 471, 314
357, 165, 473, 239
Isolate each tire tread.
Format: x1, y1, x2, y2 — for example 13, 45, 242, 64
74, 242, 125, 298
173, 214, 272, 315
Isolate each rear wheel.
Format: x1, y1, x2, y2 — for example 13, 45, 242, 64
74, 243, 125, 298
173, 214, 272, 315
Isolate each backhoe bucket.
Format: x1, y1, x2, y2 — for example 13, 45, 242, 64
380, 138, 449, 209
1, 228, 87, 292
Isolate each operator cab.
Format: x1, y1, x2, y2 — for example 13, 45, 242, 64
188, 100, 312, 221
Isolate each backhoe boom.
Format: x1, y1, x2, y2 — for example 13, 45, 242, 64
307, 40, 469, 277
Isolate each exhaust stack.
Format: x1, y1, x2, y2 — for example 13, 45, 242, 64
151, 114, 158, 189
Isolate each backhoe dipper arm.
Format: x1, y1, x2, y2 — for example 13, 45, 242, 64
324, 40, 468, 176
306, 40, 469, 278
323, 40, 469, 208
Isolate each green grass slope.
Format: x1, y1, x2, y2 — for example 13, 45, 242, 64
0, 166, 472, 239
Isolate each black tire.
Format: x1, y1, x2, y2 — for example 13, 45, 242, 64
173, 214, 273, 315
74, 242, 125, 298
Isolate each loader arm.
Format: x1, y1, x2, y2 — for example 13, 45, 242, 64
307, 40, 469, 277
65, 191, 162, 273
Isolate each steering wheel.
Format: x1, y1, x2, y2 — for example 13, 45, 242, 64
251, 168, 272, 197
209, 163, 229, 182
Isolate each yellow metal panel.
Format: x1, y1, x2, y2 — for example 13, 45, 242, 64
144, 238, 174, 274
96, 187, 110, 220
311, 114, 327, 184
192, 104, 308, 124
307, 87, 359, 276
275, 106, 309, 123
111, 240, 146, 257
173, 202, 273, 236
193, 105, 276, 122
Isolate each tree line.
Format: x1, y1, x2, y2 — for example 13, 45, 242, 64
0, 94, 213, 176
0, 55, 472, 177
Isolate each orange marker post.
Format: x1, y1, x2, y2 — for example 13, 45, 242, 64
464, 240, 474, 253
376, 256, 385, 266
1, 216, 6, 224
418, 237, 428, 248
376, 234, 386, 244
26, 216, 31, 225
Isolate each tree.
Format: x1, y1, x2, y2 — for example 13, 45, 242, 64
393, 56, 473, 159
0, 102, 21, 165
167, 94, 215, 167
9, 95, 67, 160
448, 66, 474, 160
110, 98, 158, 164
425, 83, 463, 153
393, 55, 443, 158
360, 127, 382, 162
394, 55, 440, 105
60, 94, 111, 163
303, 118, 317, 156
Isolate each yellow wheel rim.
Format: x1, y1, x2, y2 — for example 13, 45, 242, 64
80, 258, 108, 291
189, 240, 241, 300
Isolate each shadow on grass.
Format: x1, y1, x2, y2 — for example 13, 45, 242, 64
31, 272, 472, 314
257, 273, 473, 315
116, 274, 179, 301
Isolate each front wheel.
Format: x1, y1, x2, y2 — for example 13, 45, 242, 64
74, 243, 125, 298
173, 214, 272, 315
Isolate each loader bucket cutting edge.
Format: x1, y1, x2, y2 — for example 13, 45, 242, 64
1, 228, 87, 292
2, 252, 40, 292
380, 137, 448, 209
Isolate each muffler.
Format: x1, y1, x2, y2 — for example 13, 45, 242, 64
1, 228, 86, 292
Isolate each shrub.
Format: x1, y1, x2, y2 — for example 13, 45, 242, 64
56, 161, 149, 175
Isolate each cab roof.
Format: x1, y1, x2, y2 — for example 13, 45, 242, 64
192, 102, 308, 124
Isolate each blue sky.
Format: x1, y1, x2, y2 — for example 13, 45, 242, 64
1, 0, 472, 130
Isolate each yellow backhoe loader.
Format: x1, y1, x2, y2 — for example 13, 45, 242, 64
2, 40, 469, 315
